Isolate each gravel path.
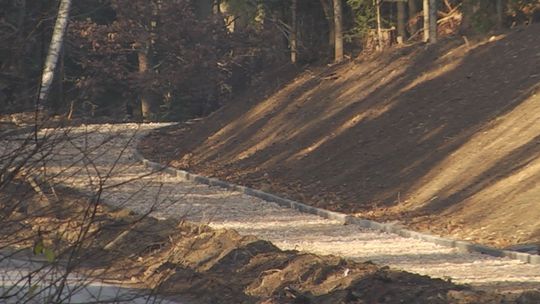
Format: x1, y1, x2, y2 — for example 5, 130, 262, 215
0, 252, 180, 304
8, 123, 540, 293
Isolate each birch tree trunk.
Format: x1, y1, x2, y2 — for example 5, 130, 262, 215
423, 0, 429, 42
423, 0, 437, 43
38, 0, 72, 107
375, 0, 383, 50
290, 0, 298, 64
333, 0, 343, 62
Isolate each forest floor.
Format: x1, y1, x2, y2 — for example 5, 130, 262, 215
140, 23, 540, 250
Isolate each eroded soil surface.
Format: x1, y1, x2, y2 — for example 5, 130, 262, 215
140, 24, 540, 249
0, 180, 534, 304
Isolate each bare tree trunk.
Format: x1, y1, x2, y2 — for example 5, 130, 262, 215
375, 0, 383, 50
320, 0, 335, 50
290, 0, 298, 64
137, 0, 162, 121
423, 0, 437, 43
429, 0, 437, 43
333, 0, 343, 62
138, 46, 153, 121
397, 0, 407, 43
496, 0, 504, 29
38, 0, 72, 107
423, 0, 429, 42
408, 0, 418, 35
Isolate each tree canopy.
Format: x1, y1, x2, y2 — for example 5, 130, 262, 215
1, 0, 538, 120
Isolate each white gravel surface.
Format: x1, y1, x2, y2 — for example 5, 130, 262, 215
0, 253, 179, 304
5, 123, 540, 293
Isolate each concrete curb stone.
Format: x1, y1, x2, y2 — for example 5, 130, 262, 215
134, 133, 540, 265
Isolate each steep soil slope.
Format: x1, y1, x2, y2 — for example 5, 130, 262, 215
142, 24, 540, 248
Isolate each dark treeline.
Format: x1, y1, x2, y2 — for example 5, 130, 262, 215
1, 0, 539, 121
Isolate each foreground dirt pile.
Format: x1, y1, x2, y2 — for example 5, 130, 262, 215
141, 24, 540, 249
141, 225, 512, 304
2, 181, 526, 304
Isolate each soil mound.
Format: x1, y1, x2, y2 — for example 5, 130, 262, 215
1, 181, 512, 304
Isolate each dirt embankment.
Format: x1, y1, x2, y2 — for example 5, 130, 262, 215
1, 181, 528, 304
141, 24, 540, 249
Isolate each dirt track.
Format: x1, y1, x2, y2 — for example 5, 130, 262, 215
16, 123, 540, 294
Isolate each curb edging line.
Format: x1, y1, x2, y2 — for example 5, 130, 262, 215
133, 146, 540, 265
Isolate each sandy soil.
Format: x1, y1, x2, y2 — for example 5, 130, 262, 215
140, 24, 540, 249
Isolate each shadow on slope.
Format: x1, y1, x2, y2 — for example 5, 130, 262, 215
142, 24, 540, 247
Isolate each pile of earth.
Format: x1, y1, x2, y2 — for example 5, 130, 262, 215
139, 24, 540, 250
1, 180, 533, 303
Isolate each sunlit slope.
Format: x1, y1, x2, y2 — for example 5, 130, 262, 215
401, 88, 540, 245
171, 24, 540, 246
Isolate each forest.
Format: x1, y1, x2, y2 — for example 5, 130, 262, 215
1, 0, 538, 122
